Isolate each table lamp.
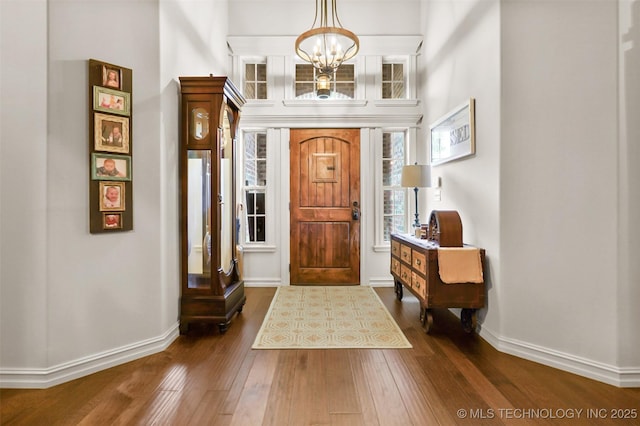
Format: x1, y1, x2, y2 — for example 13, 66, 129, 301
401, 163, 431, 228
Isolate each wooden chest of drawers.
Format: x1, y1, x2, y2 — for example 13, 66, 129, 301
390, 233, 485, 333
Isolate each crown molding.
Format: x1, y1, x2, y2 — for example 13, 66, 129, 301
239, 113, 423, 128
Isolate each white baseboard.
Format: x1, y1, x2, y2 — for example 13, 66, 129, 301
4, 302, 637, 389
479, 326, 640, 388
367, 277, 394, 287
243, 278, 282, 287
0, 323, 180, 389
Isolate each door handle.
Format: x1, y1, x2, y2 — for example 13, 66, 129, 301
352, 201, 360, 220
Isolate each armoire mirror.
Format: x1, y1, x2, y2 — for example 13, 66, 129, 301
186, 150, 212, 287
219, 105, 234, 274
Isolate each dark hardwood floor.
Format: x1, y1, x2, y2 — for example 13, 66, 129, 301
1, 287, 639, 425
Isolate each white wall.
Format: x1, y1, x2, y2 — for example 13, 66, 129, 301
618, 0, 640, 373
422, 0, 637, 385
422, 0, 502, 331
1, 0, 49, 371
0, 0, 230, 388
45, 0, 166, 367
0, 0, 174, 387
424, 1, 640, 385
161, 0, 230, 77
500, 0, 620, 376
228, 0, 423, 37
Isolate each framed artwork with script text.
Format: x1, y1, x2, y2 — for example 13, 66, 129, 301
430, 98, 475, 166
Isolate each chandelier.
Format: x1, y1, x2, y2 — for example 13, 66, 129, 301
295, 0, 359, 97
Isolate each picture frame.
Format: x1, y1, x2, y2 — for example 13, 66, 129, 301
102, 65, 122, 89
103, 213, 123, 229
93, 86, 130, 116
99, 181, 126, 211
91, 153, 131, 181
430, 98, 476, 166
94, 113, 130, 154
89, 59, 133, 233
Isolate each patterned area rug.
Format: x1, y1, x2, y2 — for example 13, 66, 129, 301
252, 286, 412, 349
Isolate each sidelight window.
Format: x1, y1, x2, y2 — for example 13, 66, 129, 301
382, 131, 407, 241
243, 131, 267, 242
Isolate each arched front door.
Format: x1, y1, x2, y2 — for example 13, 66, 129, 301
289, 129, 361, 285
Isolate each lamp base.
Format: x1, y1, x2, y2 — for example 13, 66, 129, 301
413, 217, 421, 229
412, 187, 421, 229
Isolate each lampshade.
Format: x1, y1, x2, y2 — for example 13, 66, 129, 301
295, 0, 359, 90
401, 164, 431, 188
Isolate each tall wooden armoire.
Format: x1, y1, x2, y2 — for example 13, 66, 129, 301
178, 76, 246, 334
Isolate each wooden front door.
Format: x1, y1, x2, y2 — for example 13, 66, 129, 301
290, 129, 360, 285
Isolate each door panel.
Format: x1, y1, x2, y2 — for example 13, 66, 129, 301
290, 129, 360, 285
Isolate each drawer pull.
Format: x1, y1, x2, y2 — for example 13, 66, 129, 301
416, 259, 421, 266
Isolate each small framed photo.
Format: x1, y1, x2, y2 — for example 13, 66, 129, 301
93, 86, 130, 116
99, 181, 126, 211
94, 113, 129, 154
430, 98, 476, 166
103, 213, 123, 229
92, 153, 131, 181
102, 65, 122, 89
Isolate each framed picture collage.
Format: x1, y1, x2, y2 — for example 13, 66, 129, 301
88, 59, 133, 233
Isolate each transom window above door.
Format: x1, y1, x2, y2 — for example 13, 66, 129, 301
244, 63, 267, 99
228, 35, 422, 104
294, 64, 355, 99
382, 62, 405, 99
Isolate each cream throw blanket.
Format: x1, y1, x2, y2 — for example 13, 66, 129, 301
437, 247, 483, 284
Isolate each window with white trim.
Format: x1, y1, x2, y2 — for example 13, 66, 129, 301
382, 131, 407, 241
243, 131, 267, 242
294, 64, 355, 99
244, 63, 267, 99
382, 62, 405, 99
